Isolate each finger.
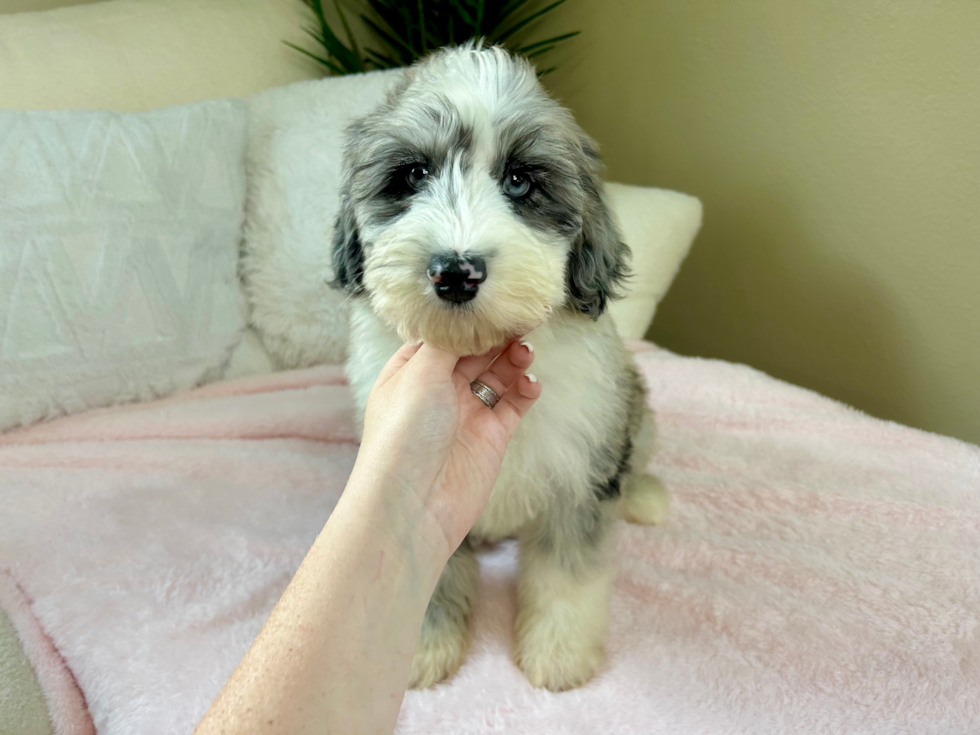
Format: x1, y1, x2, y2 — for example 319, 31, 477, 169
374, 341, 423, 387
456, 342, 510, 383
470, 340, 535, 399
409, 342, 461, 375
493, 373, 542, 435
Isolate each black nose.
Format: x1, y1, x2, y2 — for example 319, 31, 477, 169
427, 254, 487, 304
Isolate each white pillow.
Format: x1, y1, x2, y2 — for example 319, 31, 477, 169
0, 100, 249, 432
238, 74, 702, 373
605, 183, 702, 338
239, 71, 401, 372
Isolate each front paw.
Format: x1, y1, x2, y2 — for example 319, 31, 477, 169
408, 620, 470, 689
514, 619, 604, 691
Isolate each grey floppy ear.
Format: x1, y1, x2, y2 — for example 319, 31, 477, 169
566, 141, 630, 319
331, 194, 365, 294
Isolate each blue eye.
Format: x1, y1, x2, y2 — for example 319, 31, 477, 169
407, 165, 429, 188
503, 172, 532, 198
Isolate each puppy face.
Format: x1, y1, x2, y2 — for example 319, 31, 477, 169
333, 44, 628, 355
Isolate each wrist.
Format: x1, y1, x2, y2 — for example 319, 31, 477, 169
342, 460, 455, 576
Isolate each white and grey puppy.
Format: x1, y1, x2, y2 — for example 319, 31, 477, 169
333, 43, 667, 691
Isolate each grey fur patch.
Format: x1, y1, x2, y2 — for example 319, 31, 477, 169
594, 359, 648, 501
420, 541, 478, 641
595, 438, 632, 501
564, 138, 631, 319
525, 498, 615, 578
331, 195, 365, 294
336, 90, 475, 230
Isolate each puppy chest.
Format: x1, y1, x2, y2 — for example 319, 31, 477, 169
471, 395, 624, 539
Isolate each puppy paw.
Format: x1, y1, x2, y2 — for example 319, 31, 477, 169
623, 473, 669, 525
408, 622, 469, 689
514, 632, 604, 692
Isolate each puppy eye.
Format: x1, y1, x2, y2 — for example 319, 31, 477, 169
502, 172, 532, 198
407, 165, 429, 188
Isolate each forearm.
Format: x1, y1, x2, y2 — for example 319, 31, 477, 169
195, 469, 449, 735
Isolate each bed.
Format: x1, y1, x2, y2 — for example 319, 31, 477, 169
2, 343, 977, 734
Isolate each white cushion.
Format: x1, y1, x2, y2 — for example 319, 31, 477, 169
238, 74, 701, 371
0, 100, 249, 432
605, 183, 702, 338
239, 72, 402, 372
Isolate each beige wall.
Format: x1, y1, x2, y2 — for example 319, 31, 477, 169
542, 0, 980, 445
6, 0, 978, 443
0, 0, 96, 13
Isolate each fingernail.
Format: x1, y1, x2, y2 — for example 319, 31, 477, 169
525, 373, 538, 383
520, 340, 534, 353
543, 305, 553, 315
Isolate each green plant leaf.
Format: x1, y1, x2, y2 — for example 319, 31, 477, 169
516, 30, 579, 54
332, 0, 363, 71
536, 65, 557, 77
524, 44, 555, 59
302, 19, 361, 72
283, 41, 348, 75
289, 0, 580, 75
494, 0, 568, 44
364, 0, 420, 56
476, 0, 486, 32
392, 1, 419, 54
495, 0, 533, 30
366, 47, 401, 68
301, 27, 353, 72
449, 0, 476, 29
360, 14, 417, 61
302, 0, 360, 70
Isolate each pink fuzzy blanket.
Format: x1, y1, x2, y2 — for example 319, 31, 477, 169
1, 343, 978, 735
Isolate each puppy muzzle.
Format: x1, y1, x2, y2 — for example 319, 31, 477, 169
427, 253, 488, 305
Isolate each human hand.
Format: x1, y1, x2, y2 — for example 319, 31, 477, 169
351, 340, 541, 559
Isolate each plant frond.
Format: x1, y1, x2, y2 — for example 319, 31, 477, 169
418, 0, 428, 53
283, 40, 348, 75
288, 0, 580, 75
360, 13, 416, 61
302, 19, 361, 72
449, 0, 476, 29
366, 47, 401, 68
495, 0, 533, 29
494, 0, 568, 44
516, 30, 579, 54
524, 44, 555, 59
475, 0, 486, 32
331, 0, 362, 70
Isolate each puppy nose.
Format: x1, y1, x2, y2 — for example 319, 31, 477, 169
427, 254, 487, 304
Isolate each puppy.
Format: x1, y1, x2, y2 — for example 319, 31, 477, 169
332, 43, 667, 691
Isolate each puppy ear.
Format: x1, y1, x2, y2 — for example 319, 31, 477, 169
331, 194, 365, 294
566, 139, 630, 319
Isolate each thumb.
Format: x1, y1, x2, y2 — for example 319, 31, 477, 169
374, 341, 424, 387
409, 342, 462, 376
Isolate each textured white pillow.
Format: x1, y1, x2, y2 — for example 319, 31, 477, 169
605, 183, 702, 339
0, 100, 249, 432
239, 71, 402, 372
238, 73, 701, 373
